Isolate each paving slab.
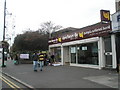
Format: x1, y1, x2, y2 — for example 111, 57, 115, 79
84, 74, 118, 88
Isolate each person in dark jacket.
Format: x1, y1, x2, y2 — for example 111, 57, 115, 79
44, 53, 48, 66
14, 54, 19, 65
50, 54, 55, 66
32, 52, 38, 72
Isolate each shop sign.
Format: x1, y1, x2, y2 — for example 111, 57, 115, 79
49, 23, 111, 45
49, 38, 59, 44
61, 23, 111, 43
81, 24, 111, 38
112, 11, 120, 31
49, 33, 78, 44
100, 10, 110, 22
62, 32, 78, 41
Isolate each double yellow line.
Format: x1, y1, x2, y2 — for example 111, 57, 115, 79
0, 75, 23, 90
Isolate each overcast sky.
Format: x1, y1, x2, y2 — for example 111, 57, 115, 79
0, 0, 115, 43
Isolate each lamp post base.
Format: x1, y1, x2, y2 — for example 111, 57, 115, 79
1, 65, 6, 67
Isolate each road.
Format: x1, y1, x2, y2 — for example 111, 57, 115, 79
0, 71, 32, 89
1, 59, 119, 89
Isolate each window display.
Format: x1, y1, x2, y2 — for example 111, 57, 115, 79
70, 42, 98, 65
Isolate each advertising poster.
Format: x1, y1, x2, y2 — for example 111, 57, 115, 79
20, 54, 29, 59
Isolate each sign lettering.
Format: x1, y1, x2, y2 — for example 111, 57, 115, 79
117, 14, 120, 22
49, 23, 111, 45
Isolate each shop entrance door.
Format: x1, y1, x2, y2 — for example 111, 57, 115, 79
104, 36, 112, 68
54, 47, 61, 62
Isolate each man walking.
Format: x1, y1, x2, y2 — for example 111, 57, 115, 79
38, 52, 44, 71
32, 52, 38, 72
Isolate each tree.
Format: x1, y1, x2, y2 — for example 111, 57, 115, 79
1, 41, 9, 52
1, 41, 9, 48
11, 31, 49, 53
38, 21, 62, 35
11, 21, 62, 53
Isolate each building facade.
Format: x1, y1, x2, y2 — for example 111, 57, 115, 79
49, 21, 117, 69
110, 0, 120, 71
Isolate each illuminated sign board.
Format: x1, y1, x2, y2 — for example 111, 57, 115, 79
100, 10, 110, 22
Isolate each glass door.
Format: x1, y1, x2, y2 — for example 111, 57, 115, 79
54, 47, 61, 62
104, 36, 112, 67
70, 46, 76, 63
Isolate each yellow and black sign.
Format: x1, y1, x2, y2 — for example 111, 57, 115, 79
100, 10, 110, 22
79, 32, 84, 38
58, 37, 62, 42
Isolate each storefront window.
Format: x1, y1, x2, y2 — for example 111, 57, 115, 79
52, 47, 61, 62
104, 36, 112, 52
70, 46, 76, 63
77, 42, 98, 65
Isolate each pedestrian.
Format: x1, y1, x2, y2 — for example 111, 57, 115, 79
47, 52, 51, 65
32, 52, 38, 72
4, 53, 7, 61
4, 52, 7, 66
44, 53, 48, 66
10, 53, 13, 60
14, 54, 19, 65
50, 53, 55, 66
38, 52, 45, 71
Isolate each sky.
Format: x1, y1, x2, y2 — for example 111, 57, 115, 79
0, 0, 116, 45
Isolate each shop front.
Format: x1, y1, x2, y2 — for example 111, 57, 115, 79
49, 22, 117, 69
69, 42, 99, 67
60, 36, 99, 68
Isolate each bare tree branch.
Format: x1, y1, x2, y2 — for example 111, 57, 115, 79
38, 21, 62, 34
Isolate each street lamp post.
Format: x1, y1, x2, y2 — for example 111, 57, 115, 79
2, 0, 6, 67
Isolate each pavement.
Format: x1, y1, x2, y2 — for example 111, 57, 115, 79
1, 59, 120, 89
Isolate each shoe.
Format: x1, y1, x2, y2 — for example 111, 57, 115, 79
34, 70, 37, 72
